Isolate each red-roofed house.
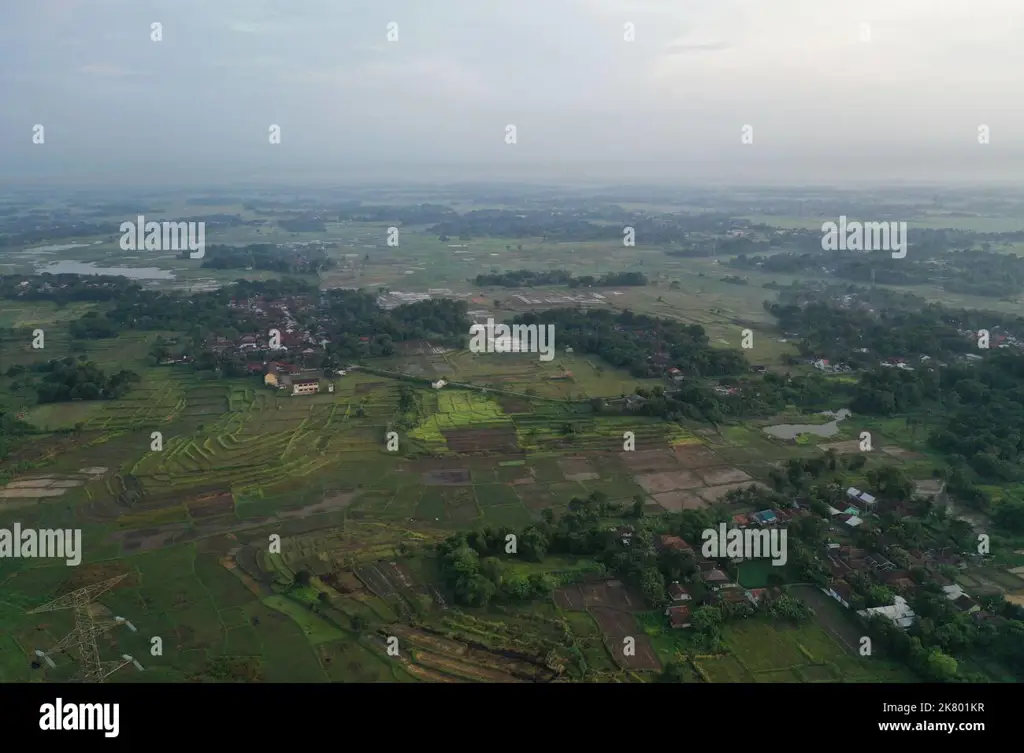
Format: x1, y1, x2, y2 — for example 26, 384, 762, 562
658, 535, 692, 552
668, 582, 692, 602
665, 605, 692, 629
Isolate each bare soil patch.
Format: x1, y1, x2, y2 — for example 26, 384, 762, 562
696, 482, 767, 503
444, 426, 520, 453
696, 466, 753, 486
619, 449, 680, 472
673, 444, 722, 468
0, 488, 66, 499
279, 492, 356, 517
653, 491, 707, 511
914, 480, 944, 497
499, 398, 533, 414
881, 446, 923, 460
590, 606, 638, 636
634, 470, 704, 493
553, 584, 585, 611
5, 478, 56, 488
581, 579, 645, 611
557, 457, 594, 475
816, 440, 863, 454
422, 469, 472, 486
186, 493, 236, 519
607, 635, 661, 671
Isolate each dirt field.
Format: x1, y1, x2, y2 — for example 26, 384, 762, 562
499, 398, 532, 414
695, 466, 753, 486
634, 470, 704, 493
881, 446, 923, 460
422, 469, 472, 486
652, 491, 707, 511
553, 585, 586, 610
696, 482, 767, 503
581, 580, 645, 610
619, 449, 681, 472
606, 635, 661, 670
186, 493, 236, 519
673, 444, 722, 468
557, 457, 599, 481
817, 440, 863, 454
444, 427, 520, 453
914, 480, 944, 497
590, 605, 638, 635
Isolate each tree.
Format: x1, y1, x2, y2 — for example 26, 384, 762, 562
631, 496, 646, 518
294, 569, 312, 588
923, 649, 958, 682
658, 662, 687, 682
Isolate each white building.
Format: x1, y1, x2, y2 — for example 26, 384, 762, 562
858, 595, 916, 629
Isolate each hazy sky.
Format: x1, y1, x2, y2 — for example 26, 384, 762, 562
1, 0, 1022, 186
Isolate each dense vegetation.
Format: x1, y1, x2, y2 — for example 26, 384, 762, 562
511, 308, 748, 380
6, 357, 141, 402
199, 243, 336, 274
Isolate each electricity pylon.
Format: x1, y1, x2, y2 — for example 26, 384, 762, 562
29, 573, 144, 682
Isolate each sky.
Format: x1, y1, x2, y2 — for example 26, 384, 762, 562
1, 0, 1022, 186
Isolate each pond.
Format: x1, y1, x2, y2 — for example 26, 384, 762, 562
762, 409, 851, 440
34, 260, 176, 280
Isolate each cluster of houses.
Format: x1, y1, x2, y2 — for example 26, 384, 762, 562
821, 541, 987, 629
650, 533, 777, 629
617, 477, 1003, 634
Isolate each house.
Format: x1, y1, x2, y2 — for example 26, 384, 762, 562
719, 588, 750, 605
658, 535, 692, 552
823, 581, 853, 608
292, 378, 320, 396
943, 585, 981, 614
858, 595, 916, 629
882, 570, 916, 590
751, 509, 777, 526
746, 588, 767, 606
665, 604, 692, 629
668, 582, 692, 602
846, 487, 877, 507
431, 379, 447, 389
700, 564, 731, 589
752, 364, 767, 374
732, 514, 750, 527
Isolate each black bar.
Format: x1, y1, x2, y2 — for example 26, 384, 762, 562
3, 682, 1001, 744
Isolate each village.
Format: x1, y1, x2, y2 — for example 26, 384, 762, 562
607, 482, 1004, 637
